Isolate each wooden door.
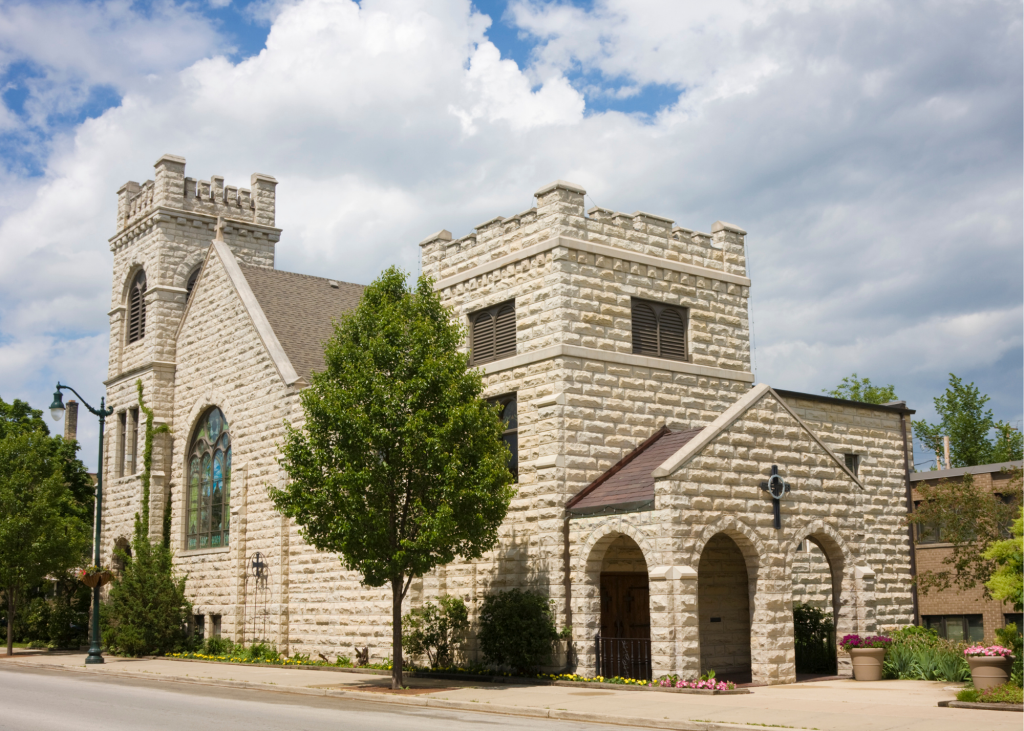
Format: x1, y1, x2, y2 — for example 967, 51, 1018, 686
600, 572, 651, 640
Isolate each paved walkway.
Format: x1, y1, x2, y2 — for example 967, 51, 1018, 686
1, 651, 1018, 731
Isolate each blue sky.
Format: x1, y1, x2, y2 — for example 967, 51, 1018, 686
0, 0, 1020, 470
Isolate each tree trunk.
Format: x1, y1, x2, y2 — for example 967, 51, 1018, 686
391, 575, 404, 689
5, 589, 14, 657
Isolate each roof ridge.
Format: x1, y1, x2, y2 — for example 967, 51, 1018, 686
238, 264, 365, 289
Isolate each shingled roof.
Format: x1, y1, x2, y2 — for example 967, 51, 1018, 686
239, 265, 364, 382
566, 426, 704, 516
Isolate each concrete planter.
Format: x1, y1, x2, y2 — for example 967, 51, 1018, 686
967, 655, 1014, 690
849, 647, 886, 681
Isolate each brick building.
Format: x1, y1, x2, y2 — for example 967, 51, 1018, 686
910, 461, 1023, 642
96, 154, 917, 685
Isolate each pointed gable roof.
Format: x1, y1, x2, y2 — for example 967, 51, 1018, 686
566, 426, 705, 515
651, 383, 863, 487
239, 265, 364, 382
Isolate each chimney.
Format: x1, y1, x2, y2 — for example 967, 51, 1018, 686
64, 400, 79, 441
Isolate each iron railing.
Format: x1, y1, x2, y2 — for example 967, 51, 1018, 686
594, 633, 652, 681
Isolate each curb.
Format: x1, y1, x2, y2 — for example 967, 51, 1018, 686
2, 659, 765, 731
938, 700, 1023, 712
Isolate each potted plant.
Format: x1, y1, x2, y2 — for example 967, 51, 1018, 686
964, 645, 1015, 690
79, 565, 113, 588
840, 634, 892, 681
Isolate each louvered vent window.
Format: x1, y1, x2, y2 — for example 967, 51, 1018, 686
127, 270, 147, 344
470, 300, 516, 365
631, 298, 688, 361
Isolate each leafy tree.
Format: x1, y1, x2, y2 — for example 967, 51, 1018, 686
477, 588, 560, 674
984, 506, 1023, 612
906, 470, 1022, 596
824, 374, 898, 405
0, 427, 90, 655
272, 267, 515, 688
913, 374, 1021, 468
102, 383, 191, 656
402, 595, 469, 668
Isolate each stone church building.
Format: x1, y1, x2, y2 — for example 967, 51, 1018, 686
99, 154, 916, 684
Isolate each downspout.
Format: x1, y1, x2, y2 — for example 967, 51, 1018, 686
899, 412, 920, 626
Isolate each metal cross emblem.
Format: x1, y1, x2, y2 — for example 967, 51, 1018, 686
759, 464, 791, 528
250, 552, 267, 581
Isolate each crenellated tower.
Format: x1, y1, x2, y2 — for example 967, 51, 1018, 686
104, 153, 281, 545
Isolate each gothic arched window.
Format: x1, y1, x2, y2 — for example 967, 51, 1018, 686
186, 267, 201, 302
127, 269, 147, 343
187, 407, 231, 550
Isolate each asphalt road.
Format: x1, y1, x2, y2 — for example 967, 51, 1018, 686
0, 664, 643, 731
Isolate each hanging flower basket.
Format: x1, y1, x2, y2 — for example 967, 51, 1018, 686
79, 566, 113, 588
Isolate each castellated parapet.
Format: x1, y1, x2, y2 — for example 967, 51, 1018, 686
114, 154, 279, 239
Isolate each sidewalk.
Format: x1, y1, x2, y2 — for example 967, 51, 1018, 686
2, 652, 1018, 731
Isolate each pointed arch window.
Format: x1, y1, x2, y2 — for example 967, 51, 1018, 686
488, 393, 518, 482
470, 300, 516, 365
186, 267, 201, 302
127, 270, 147, 343
187, 407, 231, 550
630, 298, 688, 361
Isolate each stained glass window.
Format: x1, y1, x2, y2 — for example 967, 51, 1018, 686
187, 407, 230, 550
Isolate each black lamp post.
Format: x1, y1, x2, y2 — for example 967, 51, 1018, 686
50, 382, 113, 665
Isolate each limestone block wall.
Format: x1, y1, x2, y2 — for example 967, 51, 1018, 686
170, 247, 301, 645
791, 541, 835, 612
780, 395, 915, 629
697, 533, 752, 675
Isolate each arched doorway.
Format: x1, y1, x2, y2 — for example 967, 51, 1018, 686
598, 535, 651, 680
697, 533, 752, 683
791, 533, 843, 677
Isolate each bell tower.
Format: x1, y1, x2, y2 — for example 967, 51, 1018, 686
103, 154, 281, 544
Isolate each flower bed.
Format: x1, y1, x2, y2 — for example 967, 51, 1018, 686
956, 682, 1024, 705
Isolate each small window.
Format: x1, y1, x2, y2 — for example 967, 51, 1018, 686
1004, 614, 1023, 634
913, 501, 945, 544
193, 614, 205, 642
117, 411, 127, 478
844, 453, 859, 477
922, 614, 983, 642
127, 269, 147, 343
186, 267, 201, 302
211, 614, 222, 637
127, 407, 139, 476
631, 298, 688, 361
489, 394, 518, 482
470, 300, 516, 365
112, 537, 131, 574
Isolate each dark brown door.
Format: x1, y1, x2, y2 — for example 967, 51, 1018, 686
600, 572, 651, 640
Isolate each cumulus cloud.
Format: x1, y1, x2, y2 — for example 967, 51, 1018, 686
0, 0, 1020, 469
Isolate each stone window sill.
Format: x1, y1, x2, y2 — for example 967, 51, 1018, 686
181, 546, 231, 557
915, 542, 954, 549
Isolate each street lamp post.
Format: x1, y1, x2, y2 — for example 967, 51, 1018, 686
50, 382, 114, 665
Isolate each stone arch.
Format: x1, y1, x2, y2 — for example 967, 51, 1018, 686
573, 519, 658, 678
785, 520, 863, 675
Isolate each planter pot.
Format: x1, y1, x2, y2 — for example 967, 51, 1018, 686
967, 655, 1013, 690
849, 647, 886, 681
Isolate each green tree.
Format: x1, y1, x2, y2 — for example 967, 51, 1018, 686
906, 470, 1022, 595
825, 374, 898, 405
102, 382, 191, 656
0, 427, 90, 655
271, 267, 515, 689
912, 374, 1017, 468
984, 506, 1023, 612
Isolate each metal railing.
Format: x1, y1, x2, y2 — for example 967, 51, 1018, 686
594, 633, 652, 681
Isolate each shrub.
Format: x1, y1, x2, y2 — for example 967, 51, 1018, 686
478, 588, 559, 674
102, 536, 192, 657
204, 636, 234, 656
994, 623, 1022, 688
881, 628, 969, 680
402, 595, 469, 668
793, 603, 836, 673
957, 682, 1024, 704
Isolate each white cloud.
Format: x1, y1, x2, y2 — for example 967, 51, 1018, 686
0, 0, 1020, 468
